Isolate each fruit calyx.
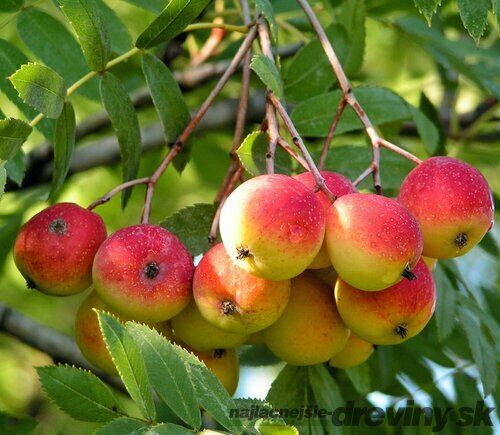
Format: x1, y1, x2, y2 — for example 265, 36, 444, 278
48, 218, 68, 235
235, 245, 253, 260
144, 261, 160, 279
455, 232, 468, 250
394, 323, 408, 339
402, 264, 417, 281
220, 300, 236, 316
26, 278, 36, 290
214, 349, 226, 359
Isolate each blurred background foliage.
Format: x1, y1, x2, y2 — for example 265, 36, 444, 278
0, 0, 498, 433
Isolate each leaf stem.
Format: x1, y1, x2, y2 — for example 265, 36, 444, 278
318, 97, 346, 171
185, 22, 250, 34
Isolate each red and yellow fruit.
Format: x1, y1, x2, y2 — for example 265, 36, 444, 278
335, 259, 436, 345
14, 203, 107, 296
92, 224, 194, 323
193, 243, 290, 334
325, 193, 423, 291
398, 156, 494, 258
219, 174, 326, 280
328, 333, 375, 369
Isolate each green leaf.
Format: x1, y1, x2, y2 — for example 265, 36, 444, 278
409, 105, 439, 155
0, 118, 32, 162
0, 0, 24, 12
95, 0, 133, 54
145, 423, 195, 434
136, 0, 211, 49
233, 398, 284, 429
9, 63, 67, 119
0, 39, 54, 140
5, 149, 25, 186
236, 131, 291, 177
99, 73, 141, 208
16, 8, 99, 101
159, 203, 217, 256
97, 312, 155, 421
342, 0, 365, 74
254, 0, 278, 42
319, 145, 414, 191
413, 0, 442, 24
345, 364, 371, 395
49, 102, 76, 202
0, 165, 6, 200
170, 345, 243, 433
478, 231, 500, 257
173, 137, 192, 174
433, 263, 457, 341
284, 25, 348, 102
291, 87, 411, 137
120, 0, 166, 13
141, 53, 190, 143
95, 417, 148, 435
56, 0, 111, 71
457, 0, 489, 43
126, 323, 201, 429
36, 365, 121, 422
493, 0, 500, 27
308, 365, 344, 434
238, 344, 281, 367
255, 419, 299, 435
0, 412, 37, 435
250, 54, 284, 100
457, 307, 497, 396
418, 92, 446, 155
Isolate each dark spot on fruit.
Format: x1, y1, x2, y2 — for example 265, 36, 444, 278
48, 218, 67, 235
214, 349, 226, 359
402, 264, 417, 281
236, 245, 253, 260
26, 278, 36, 290
455, 232, 468, 249
373, 345, 378, 351
144, 262, 160, 279
394, 323, 408, 339
221, 300, 236, 316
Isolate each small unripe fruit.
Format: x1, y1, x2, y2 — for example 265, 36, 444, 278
263, 272, 350, 366
193, 243, 290, 334
294, 171, 357, 269
398, 156, 494, 258
93, 224, 194, 323
220, 174, 325, 280
325, 193, 423, 291
335, 259, 436, 345
171, 301, 249, 351
328, 333, 375, 369
14, 203, 107, 296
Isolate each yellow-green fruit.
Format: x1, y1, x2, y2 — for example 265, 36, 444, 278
194, 348, 240, 396
264, 272, 350, 366
328, 333, 375, 368
245, 330, 266, 345
422, 256, 437, 271
171, 301, 249, 351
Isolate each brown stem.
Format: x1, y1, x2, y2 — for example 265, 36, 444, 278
318, 97, 347, 171
269, 93, 336, 202
378, 138, 423, 164
353, 165, 374, 187
140, 26, 258, 224
88, 177, 149, 210
277, 137, 309, 170
257, 19, 280, 174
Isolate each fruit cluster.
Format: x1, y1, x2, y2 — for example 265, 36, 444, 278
12, 156, 494, 395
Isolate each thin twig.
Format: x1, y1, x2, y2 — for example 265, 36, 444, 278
378, 138, 422, 164
269, 93, 336, 202
318, 97, 347, 171
257, 19, 280, 174
353, 165, 374, 187
140, 25, 258, 224
88, 177, 149, 210
277, 137, 309, 170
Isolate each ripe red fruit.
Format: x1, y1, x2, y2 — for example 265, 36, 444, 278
325, 193, 423, 291
92, 224, 194, 323
193, 243, 291, 334
335, 259, 436, 345
294, 170, 357, 269
13, 203, 107, 296
398, 156, 494, 258
219, 174, 325, 280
